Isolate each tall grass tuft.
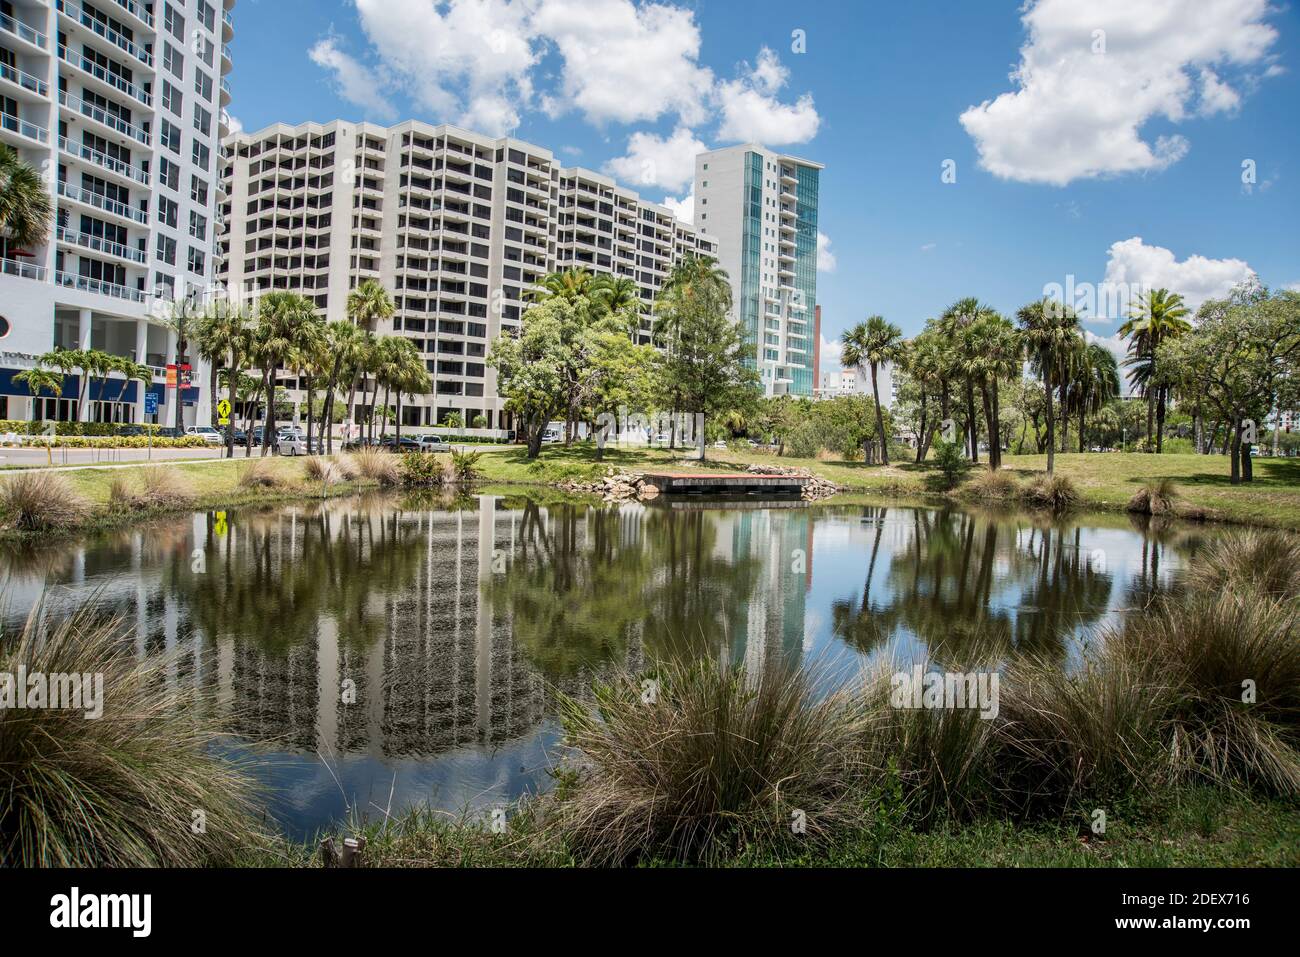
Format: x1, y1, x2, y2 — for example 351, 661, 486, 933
237, 457, 282, 489
0, 471, 91, 531
450, 448, 483, 484
1183, 529, 1300, 604
301, 456, 341, 486
135, 466, 195, 510
349, 447, 400, 487
1021, 474, 1080, 513
960, 468, 1021, 505
548, 659, 878, 865
0, 601, 268, 866
1128, 477, 1179, 516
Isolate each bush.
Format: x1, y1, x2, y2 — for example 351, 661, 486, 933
1184, 530, 1300, 603
0, 601, 267, 865
350, 447, 400, 487
1021, 474, 1080, 513
1127, 477, 1178, 516
238, 458, 283, 489
960, 468, 1021, 504
301, 456, 342, 486
549, 660, 878, 865
450, 448, 483, 483
400, 452, 447, 488
784, 421, 821, 458
0, 472, 91, 531
930, 439, 969, 491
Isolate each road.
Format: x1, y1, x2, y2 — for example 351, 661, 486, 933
0, 443, 523, 471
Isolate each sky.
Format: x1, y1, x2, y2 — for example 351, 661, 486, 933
225, 0, 1300, 370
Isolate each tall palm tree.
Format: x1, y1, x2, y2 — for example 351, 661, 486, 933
253, 292, 314, 455
13, 368, 62, 462
970, 313, 1023, 470
196, 300, 253, 454
1017, 298, 1082, 475
288, 311, 327, 451
389, 338, 431, 445
1118, 288, 1190, 453
0, 144, 53, 254
530, 267, 597, 304
903, 331, 947, 462
319, 320, 363, 454
939, 298, 999, 462
163, 294, 202, 431
842, 316, 904, 465
344, 282, 392, 437
1071, 343, 1121, 453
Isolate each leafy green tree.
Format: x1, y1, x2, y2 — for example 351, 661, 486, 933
0, 144, 53, 251
1070, 343, 1121, 453
654, 256, 734, 448
489, 298, 574, 458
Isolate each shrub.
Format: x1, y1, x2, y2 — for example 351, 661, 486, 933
0, 601, 267, 865
1021, 474, 1080, 513
548, 660, 877, 865
0, 472, 91, 531
400, 452, 447, 488
960, 468, 1020, 504
238, 458, 283, 489
1183, 530, 1300, 604
301, 456, 342, 486
134, 467, 195, 510
784, 421, 821, 459
350, 447, 400, 487
450, 448, 483, 483
930, 439, 969, 491
1127, 477, 1179, 516
107, 475, 133, 510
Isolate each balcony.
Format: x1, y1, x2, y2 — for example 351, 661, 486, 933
221, 45, 232, 74
56, 225, 148, 265
58, 45, 154, 107
55, 270, 146, 302
109, 0, 154, 30
1, 257, 48, 281
0, 111, 49, 144
57, 180, 149, 226
222, 9, 234, 41
59, 90, 151, 145
57, 1, 155, 69
59, 136, 151, 186
0, 60, 50, 99
0, 10, 48, 49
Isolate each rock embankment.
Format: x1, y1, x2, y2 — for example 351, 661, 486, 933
744, 464, 842, 501
559, 470, 659, 502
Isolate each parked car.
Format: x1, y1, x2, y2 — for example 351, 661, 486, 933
379, 435, 422, 453
186, 426, 223, 445
541, 428, 561, 444
341, 436, 377, 451
416, 435, 452, 453
713, 440, 728, 449
278, 433, 316, 456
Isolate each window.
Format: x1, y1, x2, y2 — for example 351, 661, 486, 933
159, 158, 180, 191
163, 42, 184, 79
156, 234, 177, 266
193, 104, 211, 137
192, 140, 210, 172
160, 119, 182, 154
161, 80, 182, 117
193, 68, 212, 102
187, 246, 206, 274
190, 175, 208, 206
158, 196, 178, 229
198, 0, 215, 32
189, 211, 207, 240
154, 274, 176, 300
164, 3, 185, 41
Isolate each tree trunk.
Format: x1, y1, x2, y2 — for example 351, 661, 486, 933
209, 363, 220, 428
1155, 387, 1167, 454
226, 358, 238, 459
1079, 403, 1087, 454
1145, 392, 1154, 452
395, 392, 402, 446
1043, 356, 1056, 476
915, 393, 928, 464
990, 383, 1002, 469
1230, 418, 1241, 485
980, 381, 995, 470
380, 383, 391, 439
305, 373, 315, 455
871, 361, 888, 466
262, 368, 277, 456
965, 380, 978, 462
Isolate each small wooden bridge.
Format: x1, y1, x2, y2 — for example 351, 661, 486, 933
642, 471, 810, 497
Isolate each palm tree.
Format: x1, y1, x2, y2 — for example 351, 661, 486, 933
1017, 298, 1082, 475
970, 313, 1023, 470
939, 298, 999, 462
1071, 343, 1121, 453
389, 338, 431, 445
253, 292, 314, 455
13, 367, 62, 463
902, 331, 947, 462
1117, 288, 1191, 453
196, 300, 253, 454
344, 282, 392, 436
592, 274, 642, 335
287, 311, 327, 451
841, 316, 904, 465
319, 320, 363, 454
0, 144, 53, 254
530, 267, 597, 304
162, 294, 202, 432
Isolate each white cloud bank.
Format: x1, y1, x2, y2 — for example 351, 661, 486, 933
1101, 237, 1256, 316
817, 232, 836, 272
960, 0, 1279, 185
605, 126, 707, 193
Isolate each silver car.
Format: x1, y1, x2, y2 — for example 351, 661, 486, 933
417, 435, 452, 453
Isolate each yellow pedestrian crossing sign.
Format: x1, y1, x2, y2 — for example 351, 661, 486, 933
217, 399, 231, 426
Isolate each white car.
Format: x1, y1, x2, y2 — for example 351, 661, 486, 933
278, 432, 314, 456
186, 426, 223, 445
417, 435, 452, 453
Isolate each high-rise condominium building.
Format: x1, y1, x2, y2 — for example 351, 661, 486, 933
693, 144, 822, 398
216, 120, 717, 432
0, 0, 234, 427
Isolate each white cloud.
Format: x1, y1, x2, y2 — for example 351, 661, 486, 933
1101, 237, 1256, 316
309, 36, 398, 121
225, 113, 244, 136
717, 47, 820, 145
535, 0, 713, 126
816, 231, 836, 272
819, 334, 841, 374
959, 0, 1279, 185
1085, 330, 1129, 367
605, 126, 707, 192
920, 242, 937, 252
662, 192, 694, 225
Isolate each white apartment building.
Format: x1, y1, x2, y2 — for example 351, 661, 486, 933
0, 0, 233, 427
216, 120, 718, 433
816, 364, 898, 406
693, 144, 822, 398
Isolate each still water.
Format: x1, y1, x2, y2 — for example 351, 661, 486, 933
0, 493, 1214, 839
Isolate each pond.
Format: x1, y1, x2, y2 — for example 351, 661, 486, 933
0, 492, 1219, 840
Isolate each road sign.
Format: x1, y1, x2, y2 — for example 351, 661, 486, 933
217, 399, 231, 425
144, 392, 159, 415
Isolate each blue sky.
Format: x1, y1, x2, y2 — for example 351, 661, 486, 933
226, 0, 1300, 367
